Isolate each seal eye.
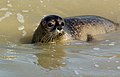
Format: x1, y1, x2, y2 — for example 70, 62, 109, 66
61, 22, 64, 26
48, 23, 54, 27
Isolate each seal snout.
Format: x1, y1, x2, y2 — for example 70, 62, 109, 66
44, 15, 65, 37
32, 15, 66, 43
57, 26, 63, 31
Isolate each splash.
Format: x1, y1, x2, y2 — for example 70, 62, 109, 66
22, 30, 27, 36
117, 66, 120, 69
0, 8, 8, 11
16, 13, 27, 36
93, 48, 100, 51
18, 25, 25, 31
16, 13, 25, 23
7, 4, 13, 7
0, 12, 12, 22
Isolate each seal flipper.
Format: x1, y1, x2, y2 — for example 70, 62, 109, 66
86, 34, 94, 42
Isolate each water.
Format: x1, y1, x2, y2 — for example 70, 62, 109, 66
0, 0, 120, 77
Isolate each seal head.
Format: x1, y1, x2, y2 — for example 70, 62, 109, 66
32, 15, 66, 43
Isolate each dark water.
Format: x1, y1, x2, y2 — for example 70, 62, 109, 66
0, 0, 120, 77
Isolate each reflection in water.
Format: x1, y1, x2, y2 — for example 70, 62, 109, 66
0, 56, 16, 60
35, 45, 66, 69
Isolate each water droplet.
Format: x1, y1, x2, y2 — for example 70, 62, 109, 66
7, 4, 12, 7
117, 66, 120, 69
0, 8, 8, 11
74, 70, 79, 75
22, 30, 27, 36
22, 10, 29, 13
40, 0, 43, 3
53, 49, 56, 52
17, 13, 24, 23
75, 42, 83, 45
7, 0, 10, 3
79, 67, 83, 70
5, 12, 12, 16
62, 62, 66, 65
105, 40, 109, 42
116, 61, 119, 63
93, 48, 100, 51
109, 56, 116, 59
109, 43, 114, 46
95, 64, 99, 67
51, 55, 54, 57
7, 42, 17, 48
0, 12, 12, 22
109, 42, 115, 46
18, 25, 24, 31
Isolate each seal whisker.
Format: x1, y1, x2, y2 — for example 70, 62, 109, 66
40, 34, 49, 43
45, 34, 53, 43
49, 34, 54, 43
51, 34, 56, 43
42, 33, 53, 44
40, 35, 51, 46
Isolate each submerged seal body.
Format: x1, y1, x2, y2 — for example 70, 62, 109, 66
31, 15, 118, 43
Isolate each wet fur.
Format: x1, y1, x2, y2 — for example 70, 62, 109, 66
32, 15, 118, 43
64, 15, 118, 41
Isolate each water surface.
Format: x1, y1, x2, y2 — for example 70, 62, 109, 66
0, 0, 120, 77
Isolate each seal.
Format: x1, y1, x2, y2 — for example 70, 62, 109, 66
31, 15, 118, 43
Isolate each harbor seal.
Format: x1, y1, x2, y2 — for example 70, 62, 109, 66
31, 15, 118, 44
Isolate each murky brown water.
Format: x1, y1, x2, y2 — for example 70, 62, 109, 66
0, 0, 120, 77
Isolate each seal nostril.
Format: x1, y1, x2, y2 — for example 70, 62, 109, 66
57, 27, 62, 30
58, 33, 63, 36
